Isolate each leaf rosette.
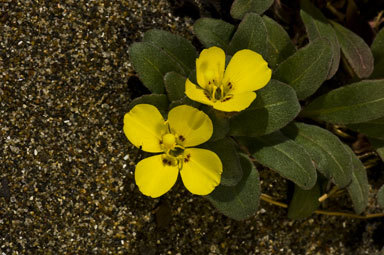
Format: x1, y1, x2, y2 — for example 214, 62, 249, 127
124, 3, 383, 220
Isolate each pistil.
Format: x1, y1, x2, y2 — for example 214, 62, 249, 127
162, 133, 176, 150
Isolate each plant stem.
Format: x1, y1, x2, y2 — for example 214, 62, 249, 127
260, 194, 288, 208
326, 1, 345, 21
260, 193, 384, 219
318, 185, 339, 202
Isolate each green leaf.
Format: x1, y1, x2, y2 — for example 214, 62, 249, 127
128, 94, 169, 117
288, 182, 321, 220
371, 28, 384, 79
143, 29, 197, 75
164, 72, 186, 102
208, 153, 260, 220
201, 106, 229, 142
202, 138, 242, 186
168, 96, 200, 110
228, 13, 267, 57
193, 18, 235, 52
238, 132, 317, 190
230, 0, 274, 20
262, 15, 296, 69
229, 79, 300, 137
282, 122, 352, 188
347, 117, 384, 140
331, 21, 374, 78
368, 137, 384, 162
378, 185, 384, 208
273, 38, 333, 100
300, 0, 340, 79
343, 145, 369, 214
301, 79, 384, 124
129, 42, 185, 93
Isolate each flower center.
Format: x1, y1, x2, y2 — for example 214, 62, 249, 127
160, 128, 187, 169
205, 80, 233, 103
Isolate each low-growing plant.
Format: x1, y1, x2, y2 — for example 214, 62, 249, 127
125, 0, 384, 220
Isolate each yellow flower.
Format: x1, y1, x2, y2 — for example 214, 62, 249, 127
124, 104, 223, 198
185, 46, 272, 112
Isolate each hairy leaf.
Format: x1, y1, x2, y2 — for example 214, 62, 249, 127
229, 80, 300, 137
168, 95, 198, 106
344, 145, 369, 214
228, 13, 267, 57
301, 79, 384, 124
262, 15, 296, 69
282, 122, 352, 188
300, 0, 340, 79
194, 18, 235, 52
347, 117, 384, 140
201, 106, 230, 142
129, 42, 185, 93
273, 38, 333, 100
368, 137, 384, 162
331, 21, 374, 78
371, 28, 384, 78
202, 138, 242, 186
208, 153, 260, 220
143, 29, 197, 75
230, 0, 274, 20
238, 132, 317, 190
164, 72, 186, 102
288, 182, 321, 219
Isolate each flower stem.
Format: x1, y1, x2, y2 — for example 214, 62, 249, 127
260, 193, 384, 219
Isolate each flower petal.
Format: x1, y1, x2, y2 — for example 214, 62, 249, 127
168, 105, 213, 147
124, 104, 166, 153
213, 91, 256, 112
196, 46, 225, 88
135, 154, 179, 198
185, 79, 213, 106
224, 49, 272, 94
180, 148, 222, 195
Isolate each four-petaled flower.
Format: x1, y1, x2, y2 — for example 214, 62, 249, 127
185, 46, 272, 112
124, 104, 223, 198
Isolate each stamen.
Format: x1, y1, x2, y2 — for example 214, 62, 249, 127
211, 86, 218, 101
220, 85, 224, 98
204, 90, 211, 99
178, 135, 185, 142
221, 95, 232, 102
205, 79, 233, 102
